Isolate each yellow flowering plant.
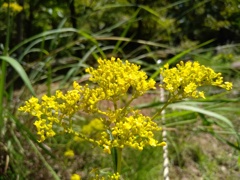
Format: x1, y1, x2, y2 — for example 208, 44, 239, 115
18, 57, 232, 179
1, 2, 23, 13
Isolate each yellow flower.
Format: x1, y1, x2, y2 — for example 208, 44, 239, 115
90, 170, 120, 180
160, 61, 232, 100
103, 145, 111, 154
71, 174, 81, 180
73, 136, 82, 142
109, 172, 120, 180
81, 118, 104, 135
18, 86, 83, 142
86, 57, 156, 99
64, 149, 75, 158
2, 2, 23, 13
96, 109, 164, 153
18, 57, 164, 151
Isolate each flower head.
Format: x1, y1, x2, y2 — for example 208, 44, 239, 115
96, 109, 164, 153
18, 87, 83, 142
19, 57, 164, 151
160, 61, 232, 100
2, 2, 23, 13
86, 57, 156, 99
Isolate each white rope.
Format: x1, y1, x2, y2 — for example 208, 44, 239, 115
159, 65, 170, 180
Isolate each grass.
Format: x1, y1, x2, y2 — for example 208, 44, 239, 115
2, 33, 240, 180
1, 1, 240, 179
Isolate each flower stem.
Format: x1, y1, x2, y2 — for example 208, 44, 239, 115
0, 0, 11, 130
111, 147, 118, 172
116, 148, 122, 173
111, 147, 122, 174
151, 98, 173, 121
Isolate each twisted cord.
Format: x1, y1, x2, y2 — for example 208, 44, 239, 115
160, 75, 170, 180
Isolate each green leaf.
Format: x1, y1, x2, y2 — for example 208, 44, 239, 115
0, 56, 35, 96
169, 103, 234, 128
10, 28, 79, 55
150, 39, 215, 79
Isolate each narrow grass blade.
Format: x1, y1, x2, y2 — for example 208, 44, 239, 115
169, 103, 234, 128
9, 28, 79, 55
0, 56, 35, 96
28, 139, 60, 180
150, 39, 215, 79
113, 8, 140, 54
140, 0, 189, 16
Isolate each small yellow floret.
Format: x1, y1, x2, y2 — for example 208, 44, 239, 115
110, 172, 120, 180
71, 173, 81, 180
64, 149, 75, 158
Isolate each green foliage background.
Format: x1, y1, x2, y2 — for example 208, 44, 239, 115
1, 0, 240, 50
0, 0, 239, 179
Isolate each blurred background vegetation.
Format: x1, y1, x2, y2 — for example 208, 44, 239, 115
0, 0, 240, 179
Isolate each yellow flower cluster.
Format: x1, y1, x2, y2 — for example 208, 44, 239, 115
86, 57, 156, 99
109, 172, 120, 180
160, 61, 232, 100
2, 2, 23, 13
90, 171, 120, 180
19, 57, 163, 153
18, 87, 83, 142
96, 109, 166, 154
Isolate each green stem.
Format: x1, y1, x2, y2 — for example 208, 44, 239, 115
151, 98, 173, 121
0, 0, 11, 130
111, 147, 118, 172
120, 96, 135, 115
110, 96, 133, 174
116, 148, 122, 173
4, 1, 11, 56
47, 60, 52, 96
28, 139, 60, 180
0, 61, 7, 130
111, 147, 122, 174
